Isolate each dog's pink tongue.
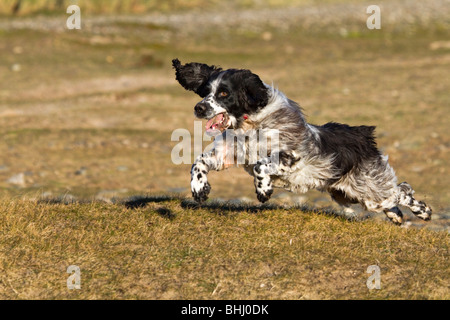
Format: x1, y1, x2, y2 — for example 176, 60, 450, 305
205, 113, 224, 136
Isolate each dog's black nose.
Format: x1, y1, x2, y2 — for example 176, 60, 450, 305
195, 101, 207, 115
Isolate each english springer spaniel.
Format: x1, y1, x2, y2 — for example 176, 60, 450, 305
172, 59, 432, 225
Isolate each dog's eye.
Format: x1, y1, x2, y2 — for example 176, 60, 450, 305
219, 91, 228, 97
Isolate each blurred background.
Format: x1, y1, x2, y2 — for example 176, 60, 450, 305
0, 0, 448, 229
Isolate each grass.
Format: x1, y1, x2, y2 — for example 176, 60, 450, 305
0, 1, 448, 299
0, 197, 448, 299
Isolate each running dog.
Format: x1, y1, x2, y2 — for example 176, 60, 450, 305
172, 59, 432, 224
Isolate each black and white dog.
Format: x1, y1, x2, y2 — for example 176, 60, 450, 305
172, 59, 432, 224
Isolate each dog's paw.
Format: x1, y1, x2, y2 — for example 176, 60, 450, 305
384, 207, 404, 225
192, 181, 211, 203
256, 187, 273, 203
253, 162, 274, 203
255, 176, 273, 203
191, 169, 211, 204
412, 201, 432, 221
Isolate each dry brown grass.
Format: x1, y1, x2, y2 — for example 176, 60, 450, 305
0, 197, 448, 299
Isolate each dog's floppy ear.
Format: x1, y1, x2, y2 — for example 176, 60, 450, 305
240, 70, 269, 110
172, 59, 222, 97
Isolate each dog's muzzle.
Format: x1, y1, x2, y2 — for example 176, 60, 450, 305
194, 101, 208, 118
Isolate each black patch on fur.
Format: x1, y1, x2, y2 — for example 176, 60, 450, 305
219, 69, 269, 121
315, 122, 380, 176
172, 59, 222, 97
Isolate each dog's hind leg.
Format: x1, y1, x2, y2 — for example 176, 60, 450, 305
397, 182, 432, 221
383, 206, 404, 225
329, 189, 359, 218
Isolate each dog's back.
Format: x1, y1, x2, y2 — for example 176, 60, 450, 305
315, 122, 380, 175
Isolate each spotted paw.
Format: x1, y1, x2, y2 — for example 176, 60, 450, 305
412, 201, 432, 221
253, 162, 273, 203
191, 168, 211, 203
256, 188, 273, 203
192, 181, 211, 203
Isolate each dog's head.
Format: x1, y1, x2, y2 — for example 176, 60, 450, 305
172, 59, 268, 135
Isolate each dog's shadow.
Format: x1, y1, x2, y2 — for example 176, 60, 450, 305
122, 195, 353, 221
38, 194, 355, 221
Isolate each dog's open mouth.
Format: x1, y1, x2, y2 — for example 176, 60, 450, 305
205, 113, 231, 136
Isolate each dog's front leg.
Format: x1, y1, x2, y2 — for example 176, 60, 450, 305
191, 153, 213, 203
253, 151, 296, 203
191, 130, 237, 203
190, 149, 225, 203
253, 157, 278, 203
